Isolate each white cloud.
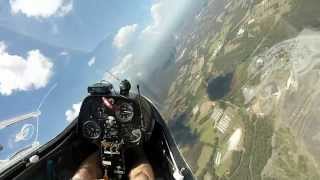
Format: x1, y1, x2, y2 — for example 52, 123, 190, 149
142, 2, 165, 35
65, 101, 82, 122
113, 24, 138, 49
111, 54, 133, 76
104, 54, 133, 81
9, 0, 73, 18
137, 72, 143, 77
56, 1, 73, 16
103, 0, 191, 84
0, 42, 53, 95
88, 56, 96, 67
142, 0, 189, 36
59, 51, 68, 56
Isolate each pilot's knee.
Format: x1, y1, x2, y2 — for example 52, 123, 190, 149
72, 152, 101, 180
130, 173, 149, 180
72, 168, 94, 180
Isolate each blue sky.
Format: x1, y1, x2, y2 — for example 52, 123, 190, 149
0, 0, 152, 51
0, 0, 194, 160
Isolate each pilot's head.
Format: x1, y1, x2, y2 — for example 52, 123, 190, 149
120, 79, 131, 96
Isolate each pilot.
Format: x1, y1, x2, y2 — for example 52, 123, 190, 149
72, 147, 155, 180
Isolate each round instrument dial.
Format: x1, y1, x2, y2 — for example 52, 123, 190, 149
82, 121, 101, 139
115, 102, 134, 123
128, 129, 142, 144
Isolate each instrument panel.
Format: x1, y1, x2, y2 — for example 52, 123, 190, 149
78, 95, 143, 145
77, 81, 156, 179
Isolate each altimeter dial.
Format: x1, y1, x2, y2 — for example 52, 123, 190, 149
115, 102, 134, 123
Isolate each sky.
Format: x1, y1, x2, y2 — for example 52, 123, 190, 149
0, 0, 194, 162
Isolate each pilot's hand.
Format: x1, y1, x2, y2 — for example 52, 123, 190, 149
129, 163, 155, 180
